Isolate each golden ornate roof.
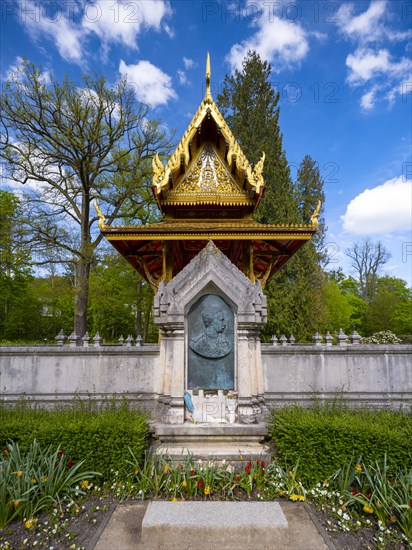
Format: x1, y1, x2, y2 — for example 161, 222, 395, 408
151, 54, 265, 213
97, 54, 320, 291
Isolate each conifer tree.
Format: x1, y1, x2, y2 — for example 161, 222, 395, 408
217, 52, 326, 341
296, 155, 326, 256
217, 51, 298, 223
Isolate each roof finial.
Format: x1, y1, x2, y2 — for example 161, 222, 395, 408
205, 52, 212, 102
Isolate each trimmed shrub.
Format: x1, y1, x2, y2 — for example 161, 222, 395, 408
0, 399, 151, 481
268, 403, 412, 487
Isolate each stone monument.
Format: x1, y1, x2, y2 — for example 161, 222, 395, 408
153, 240, 267, 424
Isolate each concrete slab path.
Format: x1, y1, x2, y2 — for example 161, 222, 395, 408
90, 501, 335, 550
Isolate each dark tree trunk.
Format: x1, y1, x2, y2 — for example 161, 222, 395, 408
136, 277, 143, 337
74, 191, 92, 340
74, 255, 90, 339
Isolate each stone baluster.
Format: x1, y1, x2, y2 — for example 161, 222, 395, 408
350, 330, 361, 345
118, 335, 124, 346
337, 328, 348, 346
55, 329, 66, 346
68, 331, 78, 348
271, 334, 278, 346
125, 335, 133, 347
313, 332, 322, 346
279, 334, 288, 346
82, 332, 90, 347
325, 331, 333, 346
288, 334, 295, 345
92, 332, 102, 347
135, 334, 143, 347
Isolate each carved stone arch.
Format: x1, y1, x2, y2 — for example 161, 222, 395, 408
153, 241, 267, 424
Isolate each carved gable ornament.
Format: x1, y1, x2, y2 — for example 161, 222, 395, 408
154, 240, 267, 327
168, 144, 243, 199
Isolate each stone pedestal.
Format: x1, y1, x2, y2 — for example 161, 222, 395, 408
153, 240, 267, 424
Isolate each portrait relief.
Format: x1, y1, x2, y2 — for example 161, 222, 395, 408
187, 294, 234, 390
189, 309, 232, 359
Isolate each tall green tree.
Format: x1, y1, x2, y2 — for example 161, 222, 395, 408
0, 60, 173, 338
217, 52, 326, 341
296, 155, 326, 257
0, 190, 40, 341
364, 276, 412, 335
89, 252, 156, 342
217, 51, 297, 223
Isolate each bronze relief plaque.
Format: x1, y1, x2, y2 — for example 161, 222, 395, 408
187, 294, 234, 389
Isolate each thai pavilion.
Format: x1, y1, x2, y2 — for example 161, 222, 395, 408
96, 55, 319, 291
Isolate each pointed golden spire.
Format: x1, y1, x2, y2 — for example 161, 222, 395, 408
205, 52, 212, 103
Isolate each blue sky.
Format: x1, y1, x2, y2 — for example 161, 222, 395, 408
1, 0, 411, 285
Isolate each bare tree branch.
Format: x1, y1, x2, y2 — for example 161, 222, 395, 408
0, 60, 174, 336
345, 239, 391, 301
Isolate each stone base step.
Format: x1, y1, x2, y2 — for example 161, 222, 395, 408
150, 422, 271, 462
141, 501, 289, 550
153, 444, 271, 463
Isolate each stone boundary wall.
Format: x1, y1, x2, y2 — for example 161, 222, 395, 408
0, 345, 162, 415
1, 344, 411, 412
262, 344, 412, 409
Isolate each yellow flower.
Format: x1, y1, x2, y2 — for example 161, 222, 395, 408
80, 480, 89, 489
289, 471, 294, 478
16, 470, 23, 477
12, 499, 21, 508
279, 490, 285, 497
297, 495, 305, 501
41, 476, 48, 483
181, 480, 187, 487
134, 468, 139, 475
204, 485, 211, 495
171, 497, 178, 502
363, 505, 373, 514
75, 507, 81, 514
31, 477, 37, 484
390, 516, 397, 523
355, 464, 362, 472
289, 494, 299, 501
24, 518, 36, 529
163, 464, 169, 474
239, 455, 243, 461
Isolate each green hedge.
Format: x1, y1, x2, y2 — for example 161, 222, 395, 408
268, 403, 412, 487
0, 399, 151, 481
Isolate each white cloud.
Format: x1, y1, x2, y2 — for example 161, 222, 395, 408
360, 87, 378, 110
336, 1, 387, 42
346, 48, 411, 85
177, 69, 187, 85
336, 1, 412, 109
18, 0, 84, 64
337, 0, 411, 43
82, 0, 171, 48
119, 59, 177, 108
386, 80, 412, 105
17, 0, 172, 64
163, 23, 175, 38
183, 57, 196, 70
226, 6, 309, 72
341, 177, 412, 234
